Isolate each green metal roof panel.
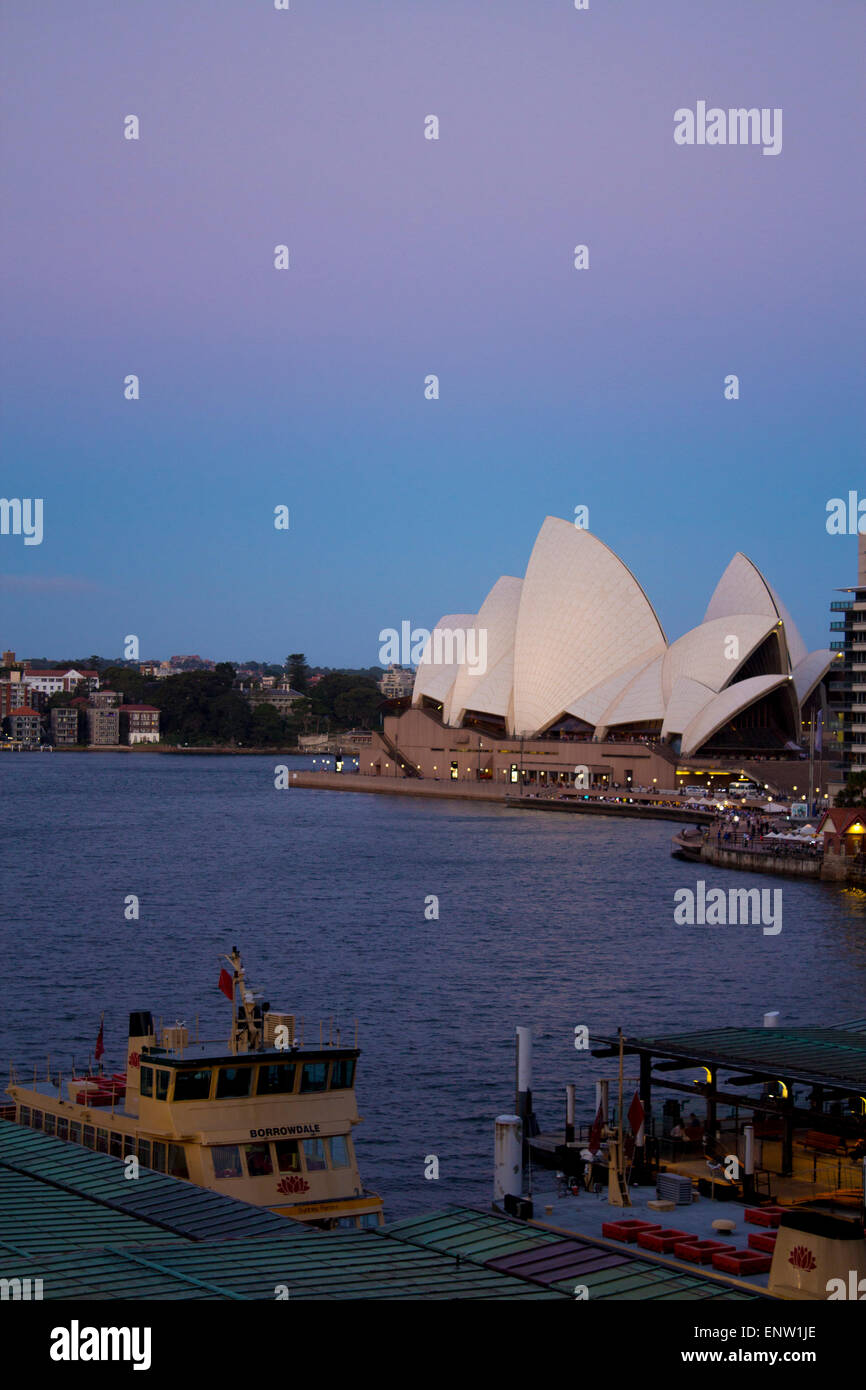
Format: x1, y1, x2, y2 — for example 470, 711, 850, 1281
600, 1027, 866, 1089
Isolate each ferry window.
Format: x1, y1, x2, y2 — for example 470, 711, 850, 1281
122, 1135, 136, 1158
330, 1058, 355, 1090
257, 1063, 297, 1095
57, 1118, 68, 1141
211, 1144, 242, 1179
167, 1144, 189, 1179
18, 1105, 30, 1127
31, 1110, 43, 1131
83, 1125, 95, 1149
152, 1141, 167, 1173
43, 1112, 56, 1136
274, 1139, 301, 1173
96, 1131, 109, 1154
329, 1135, 351, 1168
174, 1068, 212, 1101
110, 1132, 123, 1158
155, 1070, 170, 1101
244, 1142, 274, 1177
137, 1138, 151, 1167
140, 1066, 154, 1098
216, 1066, 252, 1098
360, 1213, 381, 1229
69, 1121, 81, 1144
300, 1062, 328, 1093
302, 1137, 327, 1171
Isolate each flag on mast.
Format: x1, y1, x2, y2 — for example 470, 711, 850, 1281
218, 968, 234, 1001
94, 1015, 105, 1063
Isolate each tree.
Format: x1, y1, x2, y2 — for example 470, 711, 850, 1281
835, 771, 866, 807
250, 702, 286, 746
286, 653, 309, 694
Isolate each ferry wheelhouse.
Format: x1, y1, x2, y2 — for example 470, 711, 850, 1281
6, 948, 384, 1230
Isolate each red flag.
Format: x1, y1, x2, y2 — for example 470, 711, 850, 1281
218, 968, 234, 1001
94, 1017, 105, 1062
628, 1091, 645, 1136
588, 1102, 604, 1153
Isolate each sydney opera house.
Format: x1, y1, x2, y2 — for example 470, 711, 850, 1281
370, 517, 836, 793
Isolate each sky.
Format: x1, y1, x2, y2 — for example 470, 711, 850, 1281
1, 0, 863, 667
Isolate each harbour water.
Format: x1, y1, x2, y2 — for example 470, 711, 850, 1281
2, 753, 865, 1219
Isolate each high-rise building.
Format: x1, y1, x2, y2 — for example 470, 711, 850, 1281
827, 533, 866, 783
50, 706, 81, 745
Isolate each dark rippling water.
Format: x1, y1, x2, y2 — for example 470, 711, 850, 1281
2, 753, 865, 1218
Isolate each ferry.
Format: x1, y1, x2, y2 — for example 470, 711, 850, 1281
5, 947, 384, 1231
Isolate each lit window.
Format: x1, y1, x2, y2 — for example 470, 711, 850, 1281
274, 1140, 301, 1173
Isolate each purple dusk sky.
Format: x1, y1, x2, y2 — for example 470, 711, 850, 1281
1, 0, 863, 665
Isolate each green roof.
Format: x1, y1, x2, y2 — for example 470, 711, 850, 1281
595, 1027, 866, 1091
0, 1121, 758, 1301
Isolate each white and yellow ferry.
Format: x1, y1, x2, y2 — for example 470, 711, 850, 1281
6, 947, 384, 1230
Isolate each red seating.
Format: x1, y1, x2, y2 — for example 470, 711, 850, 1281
601, 1219, 662, 1244
637, 1227, 691, 1254
711, 1249, 773, 1275
673, 1238, 736, 1265
744, 1206, 783, 1227
747, 1231, 777, 1254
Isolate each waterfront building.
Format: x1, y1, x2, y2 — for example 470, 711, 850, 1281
826, 533, 866, 785
50, 705, 81, 745
90, 689, 121, 709
5, 706, 43, 744
365, 518, 836, 791
379, 664, 415, 699
86, 705, 120, 745
120, 704, 160, 744
23, 666, 100, 696
241, 683, 304, 715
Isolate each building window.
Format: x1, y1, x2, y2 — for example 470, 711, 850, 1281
140, 1066, 153, 1098
155, 1070, 170, 1101
256, 1063, 297, 1095
211, 1144, 242, 1179
167, 1144, 189, 1179
329, 1135, 351, 1168
274, 1140, 301, 1173
244, 1143, 274, 1177
173, 1068, 212, 1101
216, 1066, 252, 1099
302, 1137, 328, 1171
329, 1058, 355, 1090
300, 1062, 328, 1093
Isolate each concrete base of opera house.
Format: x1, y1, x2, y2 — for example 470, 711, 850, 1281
328, 708, 827, 799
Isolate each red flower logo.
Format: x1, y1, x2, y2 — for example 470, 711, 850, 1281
128, 1052, 140, 1068
788, 1245, 816, 1272
276, 1175, 310, 1195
